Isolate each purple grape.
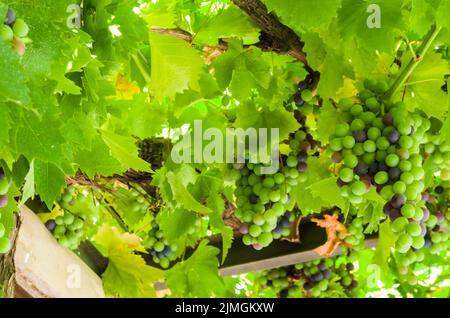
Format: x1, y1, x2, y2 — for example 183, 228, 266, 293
391, 194, 406, 209
6, 8, 16, 26
0, 195, 8, 207
353, 130, 367, 142
432, 225, 440, 232
409, 126, 415, 136
45, 219, 57, 232
303, 282, 313, 291
239, 224, 249, 235
293, 93, 304, 106
281, 219, 290, 228
421, 208, 430, 222
435, 186, 444, 194
388, 167, 401, 181
279, 289, 289, 298
368, 163, 379, 175
441, 83, 448, 93
383, 113, 393, 126
0, 168, 5, 179
298, 81, 308, 90
150, 250, 157, 256
355, 162, 369, 176
297, 151, 308, 163
346, 263, 354, 271
285, 211, 291, 219
378, 162, 389, 172
435, 213, 445, 223
249, 194, 260, 204
163, 246, 173, 257
336, 178, 347, 188
312, 272, 324, 282
424, 237, 432, 248
322, 269, 331, 279
252, 243, 263, 250
273, 226, 283, 234
297, 162, 307, 172
266, 280, 273, 287
264, 203, 271, 210
420, 223, 427, 236
349, 280, 359, 290
387, 130, 400, 143
318, 262, 326, 271
157, 252, 165, 259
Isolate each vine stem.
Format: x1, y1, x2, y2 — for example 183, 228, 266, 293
384, 25, 442, 100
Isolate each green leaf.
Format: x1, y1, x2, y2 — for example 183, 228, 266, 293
166, 171, 212, 213
103, 249, 164, 298
165, 240, 225, 297
338, 0, 406, 52
101, 130, 152, 173
158, 207, 197, 243
315, 100, 345, 144
265, 0, 341, 32
149, 32, 204, 100
234, 104, 300, 143
34, 160, 66, 208
74, 137, 124, 178
402, 52, 450, 120
194, 6, 260, 45
373, 220, 396, 270
0, 42, 29, 104
19, 160, 35, 205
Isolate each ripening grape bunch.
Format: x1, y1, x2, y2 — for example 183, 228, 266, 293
229, 154, 302, 249
46, 211, 86, 250
145, 220, 179, 269
45, 186, 89, 250
394, 182, 449, 286
0, 167, 11, 254
0, 7, 28, 55
252, 256, 358, 298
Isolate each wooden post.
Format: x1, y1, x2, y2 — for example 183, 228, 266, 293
0, 206, 105, 298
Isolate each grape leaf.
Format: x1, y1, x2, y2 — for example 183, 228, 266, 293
34, 160, 66, 208
19, 160, 35, 205
373, 220, 396, 271
338, 0, 406, 52
101, 130, 153, 173
165, 240, 225, 297
0, 42, 29, 104
166, 171, 212, 213
264, 0, 341, 32
149, 32, 204, 100
402, 52, 450, 120
194, 6, 260, 45
103, 249, 164, 298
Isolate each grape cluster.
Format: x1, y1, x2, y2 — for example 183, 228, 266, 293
0, 7, 28, 55
46, 211, 85, 250
423, 134, 450, 173
145, 220, 178, 269
230, 158, 299, 250
252, 256, 358, 298
0, 168, 11, 254
332, 80, 428, 207
45, 186, 88, 250
294, 258, 358, 297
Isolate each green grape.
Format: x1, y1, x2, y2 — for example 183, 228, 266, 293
13, 19, 29, 37
301, 89, 313, 102
401, 204, 415, 218
339, 168, 354, 183
406, 222, 421, 237
351, 181, 366, 196
0, 25, 13, 42
249, 224, 262, 237
343, 154, 358, 168
374, 171, 388, 185
391, 217, 408, 232
258, 232, 273, 247
385, 153, 399, 167
338, 98, 353, 111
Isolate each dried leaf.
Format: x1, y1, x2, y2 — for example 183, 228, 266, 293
311, 214, 350, 256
